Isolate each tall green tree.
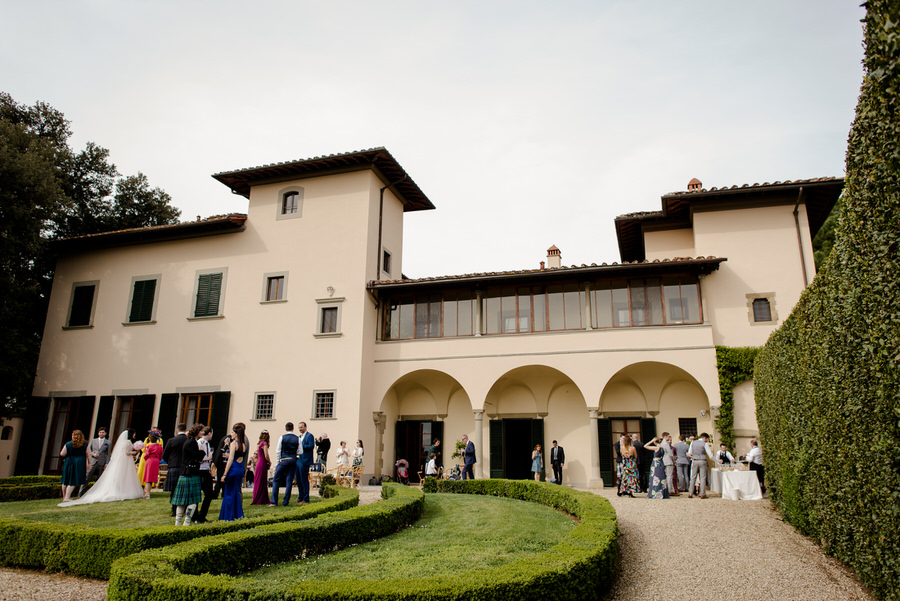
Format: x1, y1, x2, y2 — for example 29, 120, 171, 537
0, 92, 181, 415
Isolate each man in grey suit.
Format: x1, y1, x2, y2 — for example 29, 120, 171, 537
82, 427, 111, 495
673, 434, 690, 493
660, 432, 679, 496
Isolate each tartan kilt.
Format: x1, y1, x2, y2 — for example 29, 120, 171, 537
171, 474, 202, 506
163, 467, 181, 492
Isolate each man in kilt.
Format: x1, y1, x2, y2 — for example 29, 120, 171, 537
162, 423, 188, 516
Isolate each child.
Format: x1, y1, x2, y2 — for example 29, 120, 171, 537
425, 453, 437, 476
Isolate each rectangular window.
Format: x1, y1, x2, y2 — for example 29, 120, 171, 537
313, 391, 335, 419
678, 418, 698, 438
181, 393, 213, 426
68, 283, 97, 327
382, 250, 392, 275
194, 272, 224, 318
128, 278, 157, 323
254, 393, 275, 420
266, 276, 284, 301
315, 297, 344, 337
321, 307, 338, 333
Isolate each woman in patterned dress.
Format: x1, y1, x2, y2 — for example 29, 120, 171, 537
645, 437, 670, 499
618, 435, 641, 497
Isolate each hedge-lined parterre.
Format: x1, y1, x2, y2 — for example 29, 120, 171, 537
0, 475, 64, 502
107, 480, 617, 601
0, 485, 358, 579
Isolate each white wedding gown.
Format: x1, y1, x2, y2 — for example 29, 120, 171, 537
58, 430, 144, 506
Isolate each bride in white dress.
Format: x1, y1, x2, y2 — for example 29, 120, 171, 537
58, 430, 144, 506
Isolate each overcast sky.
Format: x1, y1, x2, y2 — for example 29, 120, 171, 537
2, 1, 865, 277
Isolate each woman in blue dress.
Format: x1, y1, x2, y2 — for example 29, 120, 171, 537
645, 437, 670, 499
60, 430, 88, 502
218, 423, 246, 521
531, 444, 543, 481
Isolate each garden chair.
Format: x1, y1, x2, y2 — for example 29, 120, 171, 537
308, 462, 325, 488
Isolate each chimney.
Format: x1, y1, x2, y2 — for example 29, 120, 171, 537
547, 245, 561, 268
688, 178, 702, 191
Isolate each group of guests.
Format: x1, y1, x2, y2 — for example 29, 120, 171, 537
615, 432, 765, 499
157, 422, 248, 524
260, 422, 363, 507
530, 440, 566, 484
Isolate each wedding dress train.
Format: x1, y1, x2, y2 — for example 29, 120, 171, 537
58, 430, 144, 506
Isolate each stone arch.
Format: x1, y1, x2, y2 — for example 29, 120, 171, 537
484, 365, 586, 418
376, 370, 472, 482
600, 361, 712, 437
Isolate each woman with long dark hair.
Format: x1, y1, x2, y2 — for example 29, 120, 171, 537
219, 423, 246, 521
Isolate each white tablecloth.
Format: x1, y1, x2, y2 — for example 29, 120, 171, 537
720, 470, 763, 500
710, 468, 723, 494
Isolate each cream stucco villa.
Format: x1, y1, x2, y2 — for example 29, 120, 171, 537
18, 147, 842, 487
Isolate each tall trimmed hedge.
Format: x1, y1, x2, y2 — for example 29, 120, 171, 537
754, 2, 900, 600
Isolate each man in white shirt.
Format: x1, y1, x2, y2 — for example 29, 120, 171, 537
687, 432, 714, 498
746, 439, 765, 494
716, 443, 735, 467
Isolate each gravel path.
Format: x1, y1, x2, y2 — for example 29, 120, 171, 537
0, 487, 874, 601
591, 488, 874, 601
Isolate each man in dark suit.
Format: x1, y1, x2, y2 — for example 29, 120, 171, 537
550, 440, 566, 485
296, 421, 316, 504
162, 423, 188, 516
461, 434, 476, 480
82, 427, 111, 496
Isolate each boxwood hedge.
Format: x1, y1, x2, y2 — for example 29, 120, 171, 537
107, 480, 617, 601
754, 2, 900, 599
0, 485, 358, 579
0, 475, 62, 502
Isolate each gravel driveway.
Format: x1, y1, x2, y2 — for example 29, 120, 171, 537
0, 487, 875, 601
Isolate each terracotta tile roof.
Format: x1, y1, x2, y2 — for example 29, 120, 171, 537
615, 177, 844, 263
369, 256, 726, 291
50, 214, 248, 253
212, 147, 434, 212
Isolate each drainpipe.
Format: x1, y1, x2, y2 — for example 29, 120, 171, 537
378, 175, 408, 281
793, 187, 809, 287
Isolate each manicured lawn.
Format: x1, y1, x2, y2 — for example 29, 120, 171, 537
245, 492, 576, 581
0, 490, 310, 528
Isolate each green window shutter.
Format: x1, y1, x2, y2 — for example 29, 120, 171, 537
157, 394, 179, 442
194, 273, 222, 317
489, 420, 504, 479
598, 418, 614, 487
129, 279, 157, 322
209, 392, 232, 444
69, 285, 95, 326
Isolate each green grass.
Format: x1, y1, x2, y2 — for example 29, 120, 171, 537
0, 490, 314, 528
245, 492, 576, 581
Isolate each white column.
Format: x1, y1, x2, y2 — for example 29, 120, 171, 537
373, 412, 386, 482
474, 410, 484, 478
588, 409, 604, 488
583, 282, 593, 330
475, 291, 483, 336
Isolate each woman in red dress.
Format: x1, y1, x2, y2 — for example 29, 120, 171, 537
141, 432, 163, 499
